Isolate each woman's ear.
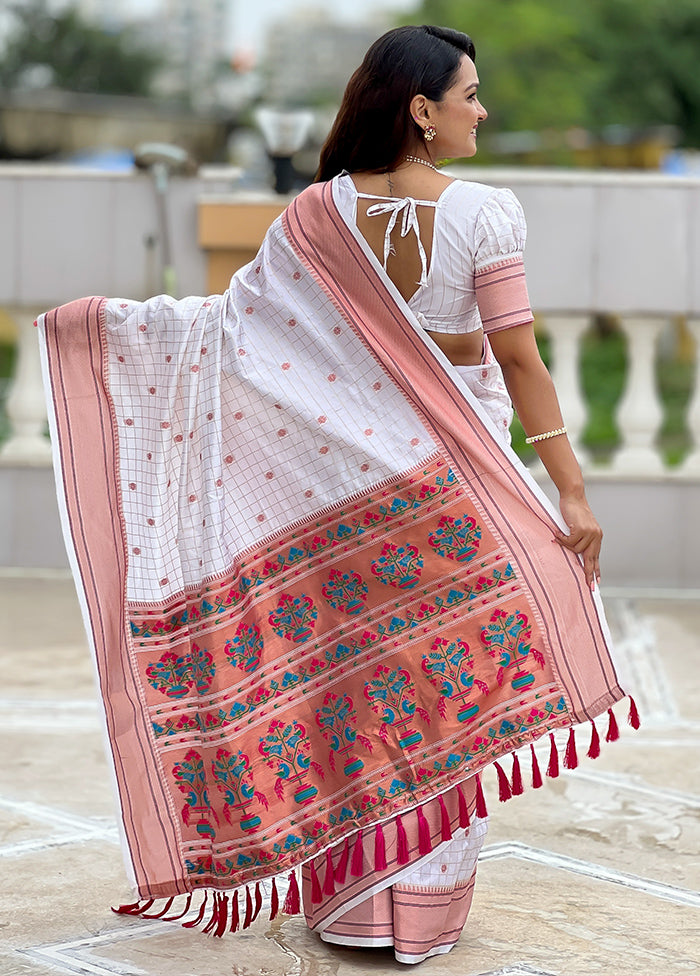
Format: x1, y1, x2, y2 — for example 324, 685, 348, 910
409, 94, 431, 124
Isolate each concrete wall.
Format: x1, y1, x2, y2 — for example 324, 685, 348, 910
453, 166, 700, 316
1, 164, 699, 313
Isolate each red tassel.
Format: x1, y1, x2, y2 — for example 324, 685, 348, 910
396, 814, 410, 864
230, 890, 240, 932
564, 727, 578, 770
530, 743, 543, 789
587, 720, 601, 759
475, 774, 488, 818
269, 879, 279, 921
323, 848, 336, 895
457, 784, 470, 828
606, 708, 620, 742
113, 898, 155, 916
243, 886, 253, 928
494, 761, 512, 801
350, 830, 364, 877
202, 892, 220, 935
182, 891, 208, 929
112, 901, 142, 916
282, 871, 300, 915
309, 861, 323, 904
438, 795, 453, 841
140, 896, 175, 919
163, 893, 193, 922
547, 732, 559, 778
511, 754, 524, 795
374, 822, 387, 871
334, 837, 349, 883
628, 696, 641, 730
252, 882, 263, 922
214, 894, 229, 938
417, 804, 433, 855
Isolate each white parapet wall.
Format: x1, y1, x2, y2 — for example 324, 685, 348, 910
1, 164, 699, 584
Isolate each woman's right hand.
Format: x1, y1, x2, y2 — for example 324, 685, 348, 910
555, 492, 603, 591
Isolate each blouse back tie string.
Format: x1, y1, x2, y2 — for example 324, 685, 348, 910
361, 195, 436, 288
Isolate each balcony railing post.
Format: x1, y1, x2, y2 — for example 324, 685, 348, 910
540, 314, 591, 466
681, 317, 700, 475
612, 316, 666, 474
0, 306, 52, 466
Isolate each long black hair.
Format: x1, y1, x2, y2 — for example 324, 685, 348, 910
315, 25, 475, 182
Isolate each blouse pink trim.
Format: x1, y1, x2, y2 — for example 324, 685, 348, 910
474, 255, 534, 334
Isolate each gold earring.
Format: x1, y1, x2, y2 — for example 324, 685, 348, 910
424, 124, 437, 142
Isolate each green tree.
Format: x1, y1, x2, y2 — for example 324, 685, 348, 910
583, 0, 700, 146
0, 1, 161, 96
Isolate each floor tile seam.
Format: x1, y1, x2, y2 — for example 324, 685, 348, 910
0, 795, 117, 831
0, 698, 99, 710
620, 735, 700, 747
0, 719, 100, 732
0, 829, 119, 859
472, 968, 558, 976
478, 841, 700, 906
18, 946, 132, 976
609, 599, 681, 720
565, 767, 700, 807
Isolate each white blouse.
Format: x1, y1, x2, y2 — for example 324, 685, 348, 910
335, 173, 533, 336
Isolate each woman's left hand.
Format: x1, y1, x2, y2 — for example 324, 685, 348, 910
555, 493, 603, 591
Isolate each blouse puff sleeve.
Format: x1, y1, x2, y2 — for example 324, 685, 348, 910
473, 188, 535, 335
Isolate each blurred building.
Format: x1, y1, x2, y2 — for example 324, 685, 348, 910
60, 0, 231, 105
156, 0, 231, 104
261, 11, 380, 106
72, 0, 127, 30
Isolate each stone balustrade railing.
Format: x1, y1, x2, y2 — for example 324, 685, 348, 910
2, 163, 699, 476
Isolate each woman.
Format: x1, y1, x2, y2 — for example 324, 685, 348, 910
37, 23, 632, 969
298, 24, 604, 961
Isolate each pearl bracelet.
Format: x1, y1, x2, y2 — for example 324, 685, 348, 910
525, 426, 567, 445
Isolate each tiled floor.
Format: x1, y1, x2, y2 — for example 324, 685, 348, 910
1, 575, 698, 976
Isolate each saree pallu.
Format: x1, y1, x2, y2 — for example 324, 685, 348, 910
37, 177, 632, 940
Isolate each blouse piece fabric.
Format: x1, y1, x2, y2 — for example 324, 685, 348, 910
336, 173, 534, 336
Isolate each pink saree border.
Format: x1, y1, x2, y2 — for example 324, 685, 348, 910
41, 298, 189, 898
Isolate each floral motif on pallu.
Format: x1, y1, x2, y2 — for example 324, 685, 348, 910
258, 719, 325, 804
130, 458, 578, 886
371, 543, 424, 589
145, 643, 215, 699
364, 665, 430, 751
429, 514, 482, 563
224, 622, 264, 674
421, 636, 490, 721
321, 570, 368, 615
480, 608, 545, 689
212, 748, 269, 832
172, 749, 220, 837
315, 692, 372, 777
269, 594, 318, 643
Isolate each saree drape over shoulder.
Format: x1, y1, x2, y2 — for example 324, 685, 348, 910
37, 177, 632, 941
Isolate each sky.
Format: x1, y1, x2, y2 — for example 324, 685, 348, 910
119, 0, 420, 55
229, 0, 419, 54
